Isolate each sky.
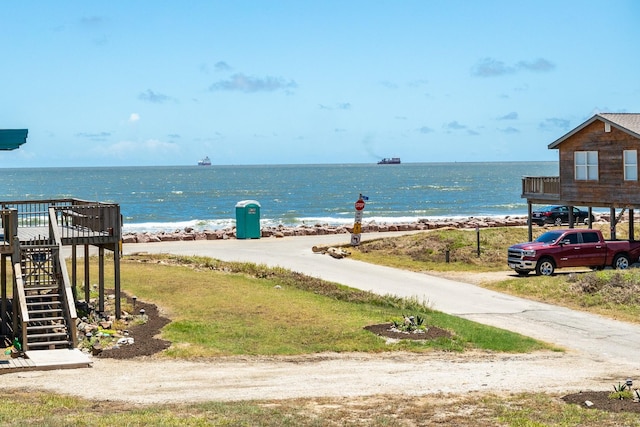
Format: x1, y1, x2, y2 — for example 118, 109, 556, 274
1, 1, 639, 167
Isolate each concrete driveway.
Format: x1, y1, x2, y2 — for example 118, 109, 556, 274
126, 232, 640, 373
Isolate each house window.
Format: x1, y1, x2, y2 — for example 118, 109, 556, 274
575, 151, 598, 180
624, 150, 638, 181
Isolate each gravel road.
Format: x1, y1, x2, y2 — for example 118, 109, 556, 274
2, 351, 627, 404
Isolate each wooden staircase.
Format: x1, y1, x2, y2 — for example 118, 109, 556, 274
15, 245, 75, 350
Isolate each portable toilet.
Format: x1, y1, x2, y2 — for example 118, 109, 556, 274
235, 200, 261, 239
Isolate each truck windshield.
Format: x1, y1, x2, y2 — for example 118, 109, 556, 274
535, 231, 563, 244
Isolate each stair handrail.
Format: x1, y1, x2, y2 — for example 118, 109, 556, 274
12, 258, 30, 350
48, 208, 78, 347
8, 209, 30, 349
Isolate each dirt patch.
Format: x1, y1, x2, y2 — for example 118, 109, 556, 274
563, 391, 640, 413
94, 296, 171, 359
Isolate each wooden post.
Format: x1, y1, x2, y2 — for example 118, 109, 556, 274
99, 246, 105, 313
610, 207, 617, 240
71, 244, 77, 302
1, 254, 6, 337
630, 209, 635, 241
84, 244, 90, 303
568, 205, 574, 228
527, 203, 533, 242
114, 241, 121, 319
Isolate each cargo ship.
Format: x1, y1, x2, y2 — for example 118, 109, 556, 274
377, 157, 401, 164
198, 156, 212, 166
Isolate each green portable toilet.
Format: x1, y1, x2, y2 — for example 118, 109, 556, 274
235, 200, 261, 239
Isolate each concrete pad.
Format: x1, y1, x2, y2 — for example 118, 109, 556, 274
25, 349, 92, 370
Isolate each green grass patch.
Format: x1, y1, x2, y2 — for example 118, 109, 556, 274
487, 269, 640, 323
77, 254, 551, 357
350, 227, 536, 272
0, 390, 638, 426
346, 225, 640, 324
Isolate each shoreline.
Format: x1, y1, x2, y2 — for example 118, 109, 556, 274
123, 215, 530, 243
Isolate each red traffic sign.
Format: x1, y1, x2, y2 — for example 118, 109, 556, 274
355, 199, 365, 211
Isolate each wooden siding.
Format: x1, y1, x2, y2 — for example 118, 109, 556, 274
557, 120, 640, 208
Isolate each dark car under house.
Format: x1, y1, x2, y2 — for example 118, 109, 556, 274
531, 205, 594, 226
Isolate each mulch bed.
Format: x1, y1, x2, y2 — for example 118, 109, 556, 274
96, 296, 171, 359
562, 391, 640, 414
363, 323, 452, 340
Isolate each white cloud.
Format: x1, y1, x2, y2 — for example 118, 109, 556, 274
209, 73, 297, 93
129, 113, 140, 122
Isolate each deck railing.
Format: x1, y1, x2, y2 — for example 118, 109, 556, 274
521, 176, 560, 198
0, 199, 120, 243
53, 203, 121, 241
0, 200, 72, 229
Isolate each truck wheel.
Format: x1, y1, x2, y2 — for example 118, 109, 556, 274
613, 254, 631, 270
554, 217, 562, 226
535, 258, 555, 276
515, 269, 529, 277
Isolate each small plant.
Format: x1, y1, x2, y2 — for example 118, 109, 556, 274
608, 382, 633, 400
391, 314, 426, 332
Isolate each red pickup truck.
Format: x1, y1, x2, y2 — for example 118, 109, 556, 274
507, 229, 640, 276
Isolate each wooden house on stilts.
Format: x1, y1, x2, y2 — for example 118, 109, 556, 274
522, 113, 640, 242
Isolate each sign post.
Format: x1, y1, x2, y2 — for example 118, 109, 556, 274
351, 194, 367, 246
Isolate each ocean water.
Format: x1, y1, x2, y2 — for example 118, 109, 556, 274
0, 162, 558, 233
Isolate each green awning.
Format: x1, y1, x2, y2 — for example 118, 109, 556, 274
0, 129, 28, 150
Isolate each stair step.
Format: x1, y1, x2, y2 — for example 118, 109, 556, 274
27, 301, 61, 307
24, 287, 59, 293
25, 296, 60, 302
28, 341, 71, 350
29, 310, 63, 322
27, 317, 65, 324
26, 292, 60, 296
27, 324, 65, 331
27, 332, 68, 339
27, 298, 62, 307
29, 308, 62, 314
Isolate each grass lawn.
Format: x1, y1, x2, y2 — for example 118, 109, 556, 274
85, 254, 551, 356
4, 233, 635, 426
0, 390, 638, 427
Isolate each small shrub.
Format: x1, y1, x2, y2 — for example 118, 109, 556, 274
569, 271, 640, 306
391, 314, 427, 332
609, 382, 633, 400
